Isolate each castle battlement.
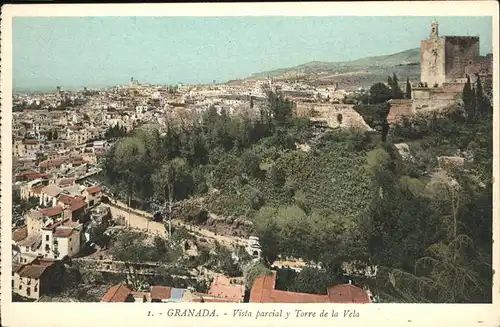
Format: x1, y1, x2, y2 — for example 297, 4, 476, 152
420, 22, 485, 87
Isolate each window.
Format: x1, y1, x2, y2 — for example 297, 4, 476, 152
12, 280, 14, 288
19, 285, 22, 290
34, 285, 38, 292
27, 287, 31, 297
45, 235, 49, 241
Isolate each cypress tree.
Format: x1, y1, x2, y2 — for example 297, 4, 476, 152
462, 74, 472, 116
475, 74, 485, 116
405, 78, 412, 99
470, 87, 477, 120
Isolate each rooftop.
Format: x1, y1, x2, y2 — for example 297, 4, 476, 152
12, 226, 28, 243
208, 275, 245, 302
150, 286, 172, 300
249, 272, 371, 303
53, 227, 74, 238
69, 198, 86, 212
101, 284, 133, 302
43, 218, 70, 230
16, 260, 55, 279
87, 185, 102, 194
39, 206, 63, 217
41, 184, 63, 197
18, 233, 42, 249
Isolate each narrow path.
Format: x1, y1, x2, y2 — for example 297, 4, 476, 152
103, 196, 248, 248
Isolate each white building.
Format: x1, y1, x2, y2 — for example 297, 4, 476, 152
245, 236, 262, 260
41, 219, 83, 260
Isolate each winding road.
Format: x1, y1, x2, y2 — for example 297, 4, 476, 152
102, 195, 248, 248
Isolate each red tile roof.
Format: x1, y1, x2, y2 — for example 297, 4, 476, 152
87, 185, 102, 194
26, 173, 50, 181
150, 286, 172, 300
249, 272, 371, 304
12, 226, 28, 242
58, 194, 75, 206
327, 284, 371, 303
191, 297, 240, 303
39, 158, 66, 168
22, 139, 39, 145
101, 284, 133, 302
39, 206, 63, 217
69, 199, 86, 212
53, 228, 74, 238
208, 276, 245, 302
43, 218, 70, 230
58, 178, 75, 186
16, 170, 38, 177
17, 261, 55, 279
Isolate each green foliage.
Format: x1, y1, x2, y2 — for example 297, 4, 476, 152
89, 224, 111, 248
109, 231, 183, 263
387, 73, 404, 100
243, 261, 273, 289
13, 195, 39, 216
99, 82, 492, 303
353, 103, 389, 130
405, 77, 412, 99
369, 83, 392, 104
105, 125, 128, 139
210, 245, 241, 277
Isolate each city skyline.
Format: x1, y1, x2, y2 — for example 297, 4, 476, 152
14, 16, 493, 91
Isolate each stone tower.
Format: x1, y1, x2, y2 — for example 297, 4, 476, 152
420, 22, 480, 87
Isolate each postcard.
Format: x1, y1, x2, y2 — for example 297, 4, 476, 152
1, 2, 499, 327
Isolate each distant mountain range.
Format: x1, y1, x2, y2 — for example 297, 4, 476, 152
246, 48, 421, 89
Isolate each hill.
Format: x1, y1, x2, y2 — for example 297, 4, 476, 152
247, 48, 421, 89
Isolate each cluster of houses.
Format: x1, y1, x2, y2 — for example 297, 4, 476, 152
11, 177, 106, 300
101, 275, 246, 303
100, 272, 372, 304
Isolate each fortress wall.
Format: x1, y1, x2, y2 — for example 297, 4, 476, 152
441, 82, 466, 93
413, 87, 460, 101
428, 89, 459, 100
295, 102, 372, 130
413, 99, 456, 115
387, 99, 413, 125
413, 88, 431, 100
444, 36, 480, 80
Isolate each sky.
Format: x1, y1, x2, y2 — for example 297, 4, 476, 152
13, 16, 493, 92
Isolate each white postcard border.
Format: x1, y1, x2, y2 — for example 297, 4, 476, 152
1, 2, 499, 327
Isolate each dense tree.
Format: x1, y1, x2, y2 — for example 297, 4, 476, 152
369, 83, 392, 104
462, 74, 473, 118
387, 73, 404, 100
98, 77, 492, 303
405, 78, 412, 99
152, 158, 192, 240
112, 137, 147, 216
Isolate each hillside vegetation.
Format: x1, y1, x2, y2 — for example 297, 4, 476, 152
248, 48, 420, 86
101, 80, 492, 303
